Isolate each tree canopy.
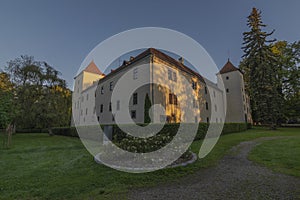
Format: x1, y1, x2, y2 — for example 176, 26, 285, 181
4, 55, 72, 132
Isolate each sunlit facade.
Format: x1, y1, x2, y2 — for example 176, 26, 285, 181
72, 48, 252, 126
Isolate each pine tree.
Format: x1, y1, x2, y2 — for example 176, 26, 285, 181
241, 8, 282, 129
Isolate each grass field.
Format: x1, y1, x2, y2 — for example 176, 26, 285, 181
248, 136, 300, 177
0, 127, 299, 199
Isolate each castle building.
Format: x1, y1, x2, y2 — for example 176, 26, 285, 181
72, 48, 251, 126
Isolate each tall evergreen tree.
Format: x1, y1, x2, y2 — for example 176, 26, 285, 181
241, 8, 282, 128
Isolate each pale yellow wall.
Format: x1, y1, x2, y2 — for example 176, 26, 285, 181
72, 71, 103, 126
151, 56, 202, 123
95, 56, 151, 124
218, 71, 248, 123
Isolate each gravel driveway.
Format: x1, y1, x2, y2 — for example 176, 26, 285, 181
129, 137, 300, 200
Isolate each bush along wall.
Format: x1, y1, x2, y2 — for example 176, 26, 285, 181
51, 122, 249, 152
51, 127, 78, 137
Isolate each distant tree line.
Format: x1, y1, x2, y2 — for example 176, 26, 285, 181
0, 55, 72, 135
240, 8, 300, 128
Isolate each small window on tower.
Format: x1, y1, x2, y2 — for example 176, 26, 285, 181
226, 76, 229, 80
133, 93, 138, 105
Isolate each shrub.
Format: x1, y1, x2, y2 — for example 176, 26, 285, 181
51, 127, 78, 137
16, 128, 48, 134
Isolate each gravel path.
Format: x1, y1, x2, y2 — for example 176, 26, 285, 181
129, 137, 300, 200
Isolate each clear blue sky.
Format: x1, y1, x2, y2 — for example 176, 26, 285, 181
1, 0, 299, 88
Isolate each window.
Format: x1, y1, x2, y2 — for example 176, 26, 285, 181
207, 117, 209, 123
97, 116, 100, 122
206, 102, 209, 110
109, 81, 113, 91
80, 109, 83, 116
169, 93, 173, 104
195, 116, 198, 123
226, 88, 229, 93
204, 86, 208, 94
133, 68, 138, 80
192, 81, 197, 90
101, 86, 104, 94
100, 104, 103, 113
95, 91, 97, 97
116, 100, 120, 111
216, 118, 218, 123
133, 93, 138, 105
112, 114, 115, 122
74, 102, 76, 109
109, 102, 112, 111
173, 72, 177, 82
81, 96, 84, 102
168, 69, 177, 82
174, 95, 178, 105
226, 76, 229, 80
86, 94, 89, 101
215, 104, 217, 112
169, 93, 178, 105
213, 90, 216, 97
86, 108, 88, 115
193, 99, 198, 108
131, 110, 136, 119
168, 69, 172, 80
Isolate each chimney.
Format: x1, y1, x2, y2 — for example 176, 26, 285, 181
178, 57, 184, 64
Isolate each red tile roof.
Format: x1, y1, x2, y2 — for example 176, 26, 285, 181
219, 60, 241, 74
84, 61, 103, 75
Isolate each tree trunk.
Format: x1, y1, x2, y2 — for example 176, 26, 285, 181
270, 123, 277, 130
48, 127, 54, 136
5, 123, 13, 148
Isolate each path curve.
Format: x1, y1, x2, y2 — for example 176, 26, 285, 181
129, 137, 300, 200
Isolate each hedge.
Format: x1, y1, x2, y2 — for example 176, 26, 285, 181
51, 127, 78, 137
52, 123, 249, 139
16, 128, 48, 134
50, 123, 249, 153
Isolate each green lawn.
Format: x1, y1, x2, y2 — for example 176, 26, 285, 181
248, 136, 300, 177
0, 127, 299, 199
